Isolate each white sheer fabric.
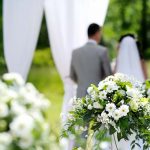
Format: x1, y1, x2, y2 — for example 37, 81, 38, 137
116, 36, 144, 82
3, 0, 44, 79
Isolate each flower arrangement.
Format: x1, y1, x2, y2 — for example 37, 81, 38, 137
63, 73, 150, 149
0, 73, 52, 150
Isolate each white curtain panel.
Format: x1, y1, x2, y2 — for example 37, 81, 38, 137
3, 0, 44, 79
45, 0, 109, 122
86, 0, 110, 26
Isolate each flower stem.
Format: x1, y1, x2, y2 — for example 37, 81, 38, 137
113, 134, 119, 150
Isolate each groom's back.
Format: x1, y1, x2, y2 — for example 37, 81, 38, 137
70, 42, 111, 97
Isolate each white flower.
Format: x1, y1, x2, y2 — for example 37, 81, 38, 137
126, 86, 142, 98
87, 87, 94, 95
77, 147, 84, 150
3, 73, 25, 86
10, 114, 34, 138
97, 115, 101, 122
106, 103, 116, 113
106, 81, 118, 93
144, 103, 150, 115
88, 104, 93, 110
0, 132, 12, 145
99, 91, 107, 99
0, 103, 9, 118
93, 102, 103, 109
114, 73, 128, 82
129, 99, 139, 112
118, 90, 126, 96
119, 105, 129, 117
11, 102, 26, 115
30, 111, 44, 122
113, 110, 121, 121
0, 144, 7, 150
98, 81, 105, 90
99, 141, 110, 149
98, 111, 109, 125
101, 111, 108, 119
147, 89, 150, 98
18, 135, 33, 149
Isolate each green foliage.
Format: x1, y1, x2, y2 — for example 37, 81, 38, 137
103, 0, 150, 59
32, 48, 54, 67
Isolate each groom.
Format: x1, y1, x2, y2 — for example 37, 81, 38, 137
70, 23, 112, 98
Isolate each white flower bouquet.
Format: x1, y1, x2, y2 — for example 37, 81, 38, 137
63, 73, 150, 149
0, 73, 51, 150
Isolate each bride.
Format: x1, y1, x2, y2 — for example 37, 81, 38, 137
114, 34, 147, 82
112, 34, 147, 150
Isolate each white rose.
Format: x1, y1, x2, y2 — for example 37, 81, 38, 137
0, 132, 12, 145
100, 111, 109, 124
93, 102, 103, 109
119, 105, 129, 117
18, 135, 33, 149
106, 82, 118, 93
87, 87, 93, 95
88, 104, 93, 110
10, 114, 34, 138
30, 111, 44, 122
98, 81, 105, 90
106, 103, 116, 113
3, 73, 25, 86
0, 144, 7, 150
129, 100, 139, 112
0, 103, 9, 118
113, 110, 121, 121
126, 86, 142, 98
11, 102, 26, 115
99, 91, 107, 99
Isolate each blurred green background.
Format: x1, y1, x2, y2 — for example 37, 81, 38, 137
0, 0, 150, 134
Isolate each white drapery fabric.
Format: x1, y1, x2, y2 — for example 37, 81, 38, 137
116, 36, 144, 82
3, 0, 44, 79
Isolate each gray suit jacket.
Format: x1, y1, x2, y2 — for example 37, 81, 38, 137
70, 42, 112, 98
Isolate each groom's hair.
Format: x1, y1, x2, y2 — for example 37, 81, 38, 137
88, 23, 101, 37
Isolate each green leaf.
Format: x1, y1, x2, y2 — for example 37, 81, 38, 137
109, 126, 116, 135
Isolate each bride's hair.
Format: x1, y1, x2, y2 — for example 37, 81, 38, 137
119, 33, 135, 43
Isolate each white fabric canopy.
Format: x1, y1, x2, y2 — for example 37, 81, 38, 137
3, 0, 44, 79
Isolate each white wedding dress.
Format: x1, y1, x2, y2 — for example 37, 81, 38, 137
112, 36, 144, 150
